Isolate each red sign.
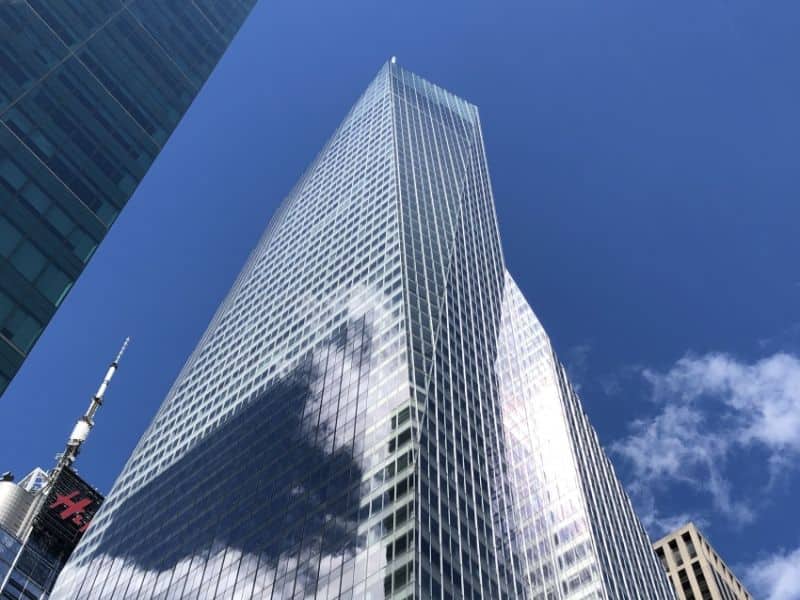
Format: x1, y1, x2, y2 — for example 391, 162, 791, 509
49, 491, 95, 533
31, 467, 103, 561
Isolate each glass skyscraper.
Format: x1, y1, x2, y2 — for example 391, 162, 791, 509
51, 61, 674, 599
0, 0, 257, 395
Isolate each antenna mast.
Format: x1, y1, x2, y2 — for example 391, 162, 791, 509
56, 337, 129, 473
11, 338, 130, 554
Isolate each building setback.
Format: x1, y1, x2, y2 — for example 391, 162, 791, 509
51, 61, 674, 599
654, 523, 751, 600
0, 0, 258, 396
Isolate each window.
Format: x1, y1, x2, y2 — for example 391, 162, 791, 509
655, 546, 668, 571
678, 568, 695, 600
10, 240, 46, 281
0, 302, 43, 353
0, 217, 22, 256
682, 532, 697, 559
44, 204, 72, 236
669, 540, 683, 567
68, 228, 97, 262
692, 562, 712, 600
0, 158, 26, 191
36, 264, 72, 306
0, 292, 13, 323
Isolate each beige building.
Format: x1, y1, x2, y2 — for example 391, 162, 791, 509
654, 522, 751, 600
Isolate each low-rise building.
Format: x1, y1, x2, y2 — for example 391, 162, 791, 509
654, 522, 751, 600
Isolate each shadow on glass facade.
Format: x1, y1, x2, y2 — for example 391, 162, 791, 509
51, 62, 674, 599
0, 0, 258, 396
59, 319, 373, 597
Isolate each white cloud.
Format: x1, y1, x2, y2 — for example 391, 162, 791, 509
743, 546, 800, 600
644, 352, 800, 452
613, 352, 800, 526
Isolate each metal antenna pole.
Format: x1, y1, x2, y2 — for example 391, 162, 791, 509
58, 337, 130, 472
2, 338, 130, 594
21, 338, 129, 536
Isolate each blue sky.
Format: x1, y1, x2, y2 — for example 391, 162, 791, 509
3, 0, 799, 596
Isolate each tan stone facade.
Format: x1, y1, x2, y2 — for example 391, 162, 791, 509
653, 523, 751, 600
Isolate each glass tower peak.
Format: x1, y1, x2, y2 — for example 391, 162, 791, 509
51, 62, 674, 600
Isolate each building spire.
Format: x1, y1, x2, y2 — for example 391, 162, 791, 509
11, 338, 130, 550
60, 337, 129, 470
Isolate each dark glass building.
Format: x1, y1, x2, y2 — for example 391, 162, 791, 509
0, 0, 258, 395
51, 62, 674, 599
